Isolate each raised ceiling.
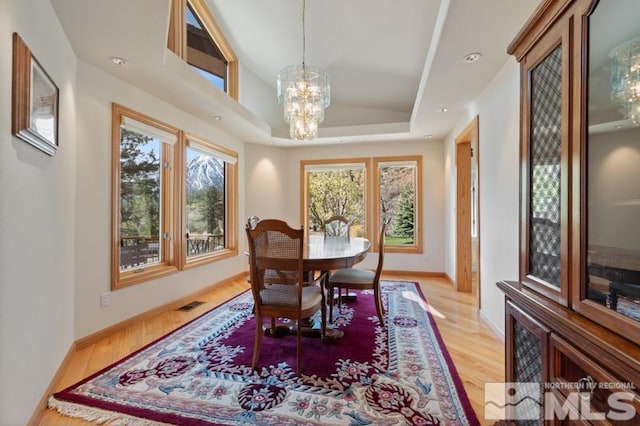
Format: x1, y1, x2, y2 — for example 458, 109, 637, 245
51, 0, 539, 146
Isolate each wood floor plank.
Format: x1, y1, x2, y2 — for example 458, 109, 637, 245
39, 274, 503, 425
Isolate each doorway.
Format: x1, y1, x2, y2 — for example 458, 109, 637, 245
455, 116, 480, 305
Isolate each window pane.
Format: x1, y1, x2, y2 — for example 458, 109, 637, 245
379, 164, 416, 246
307, 168, 365, 237
119, 128, 162, 270
186, 147, 225, 257
186, 6, 202, 29
186, 4, 227, 88
191, 66, 225, 91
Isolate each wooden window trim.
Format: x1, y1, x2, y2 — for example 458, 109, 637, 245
300, 158, 372, 242
111, 104, 180, 290
112, 105, 239, 289
180, 134, 238, 270
168, 0, 238, 100
373, 155, 423, 254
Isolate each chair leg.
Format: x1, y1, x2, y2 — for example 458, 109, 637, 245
374, 284, 385, 327
321, 296, 327, 341
252, 314, 263, 369
329, 286, 335, 323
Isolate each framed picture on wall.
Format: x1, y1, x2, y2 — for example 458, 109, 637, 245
12, 32, 59, 156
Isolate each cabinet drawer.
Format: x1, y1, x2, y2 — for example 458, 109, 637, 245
549, 334, 640, 424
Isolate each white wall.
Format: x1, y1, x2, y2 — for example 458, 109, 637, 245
74, 61, 247, 338
444, 59, 522, 335
238, 63, 282, 130
244, 144, 292, 220
243, 139, 445, 273
0, 0, 77, 422
588, 128, 640, 251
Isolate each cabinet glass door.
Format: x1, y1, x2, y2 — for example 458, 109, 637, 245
521, 31, 569, 306
529, 46, 563, 289
585, 0, 640, 329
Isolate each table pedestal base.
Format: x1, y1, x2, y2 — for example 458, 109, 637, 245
334, 291, 357, 303
263, 320, 343, 344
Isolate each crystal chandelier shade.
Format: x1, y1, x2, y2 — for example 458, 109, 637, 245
610, 37, 640, 125
277, 64, 330, 140
276, 0, 330, 140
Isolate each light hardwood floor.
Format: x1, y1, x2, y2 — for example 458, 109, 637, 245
39, 274, 504, 425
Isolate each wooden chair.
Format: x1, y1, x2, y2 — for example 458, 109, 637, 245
323, 215, 350, 240
328, 223, 386, 326
246, 219, 327, 374
323, 215, 351, 302
247, 216, 299, 285
246, 216, 261, 284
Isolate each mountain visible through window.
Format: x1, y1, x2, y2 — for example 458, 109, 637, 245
185, 147, 226, 258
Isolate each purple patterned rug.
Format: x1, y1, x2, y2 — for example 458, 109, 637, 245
49, 281, 479, 425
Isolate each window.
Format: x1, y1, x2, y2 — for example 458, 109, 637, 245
182, 135, 238, 269
373, 156, 422, 253
112, 104, 238, 289
301, 159, 371, 238
301, 155, 422, 253
168, 0, 238, 99
112, 104, 179, 289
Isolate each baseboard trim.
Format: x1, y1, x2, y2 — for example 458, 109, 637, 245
28, 342, 77, 426
76, 271, 248, 349
32, 271, 248, 423
383, 270, 448, 278
444, 273, 455, 286
479, 309, 505, 342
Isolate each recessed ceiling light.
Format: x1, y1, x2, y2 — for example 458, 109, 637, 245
214, 115, 224, 121
614, 124, 624, 129
425, 134, 433, 139
463, 52, 482, 63
269, 140, 275, 144
439, 107, 449, 113
110, 57, 128, 66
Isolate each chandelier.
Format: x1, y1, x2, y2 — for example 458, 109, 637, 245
276, 0, 330, 140
610, 37, 640, 125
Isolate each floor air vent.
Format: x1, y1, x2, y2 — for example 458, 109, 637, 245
176, 301, 205, 312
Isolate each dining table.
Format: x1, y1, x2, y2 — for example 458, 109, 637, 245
306, 234, 371, 306
304, 234, 371, 271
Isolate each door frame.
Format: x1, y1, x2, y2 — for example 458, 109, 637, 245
455, 116, 480, 305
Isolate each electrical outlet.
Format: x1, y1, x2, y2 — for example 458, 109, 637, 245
100, 292, 110, 307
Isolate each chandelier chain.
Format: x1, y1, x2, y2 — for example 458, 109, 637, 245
302, 0, 306, 68
275, 0, 330, 140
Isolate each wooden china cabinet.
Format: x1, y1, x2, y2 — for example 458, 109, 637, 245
498, 0, 640, 423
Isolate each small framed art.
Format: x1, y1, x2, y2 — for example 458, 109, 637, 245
12, 32, 59, 156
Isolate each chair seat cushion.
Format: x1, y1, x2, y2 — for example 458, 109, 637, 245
260, 284, 323, 309
328, 268, 375, 285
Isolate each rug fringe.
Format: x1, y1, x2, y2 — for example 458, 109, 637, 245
47, 396, 165, 425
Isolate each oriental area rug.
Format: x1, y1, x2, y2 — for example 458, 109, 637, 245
49, 281, 479, 425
